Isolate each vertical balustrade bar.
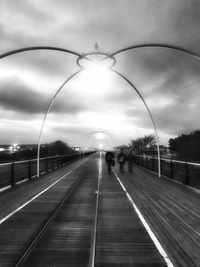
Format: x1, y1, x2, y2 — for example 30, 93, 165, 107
185, 163, 189, 185
52, 158, 54, 171
39, 158, 41, 177
160, 159, 162, 176
11, 162, 15, 187
152, 157, 154, 171
57, 156, 59, 169
28, 160, 31, 180
46, 157, 48, 173
170, 160, 174, 179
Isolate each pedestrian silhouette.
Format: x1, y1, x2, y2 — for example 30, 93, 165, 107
105, 151, 115, 174
127, 150, 134, 173
117, 148, 126, 173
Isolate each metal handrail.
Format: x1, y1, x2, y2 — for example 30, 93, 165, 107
134, 154, 200, 166
0, 153, 81, 166
0, 152, 95, 191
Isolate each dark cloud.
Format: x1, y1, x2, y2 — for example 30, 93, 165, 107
1, 52, 79, 79
126, 95, 200, 137
0, 78, 85, 115
1, 0, 200, 145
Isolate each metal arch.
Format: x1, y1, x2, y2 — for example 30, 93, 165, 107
76, 53, 116, 69
111, 43, 200, 60
89, 140, 112, 149
81, 130, 119, 149
2, 43, 195, 179
37, 69, 83, 177
0, 46, 81, 60
111, 68, 161, 178
90, 140, 111, 148
80, 130, 119, 152
0, 45, 81, 178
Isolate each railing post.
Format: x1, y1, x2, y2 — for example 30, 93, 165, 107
185, 163, 189, 185
152, 157, 154, 171
52, 158, 54, 170
160, 158, 162, 176
170, 160, 173, 179
28, 160, 31, 180
11, 162, 15, 187
46, 157, 48, 173
57, 156, 59, 169
38, 157, 41, 177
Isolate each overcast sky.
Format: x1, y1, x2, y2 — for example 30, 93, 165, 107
0, 0, 200, 148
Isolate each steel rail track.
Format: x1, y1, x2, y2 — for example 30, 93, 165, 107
14, 161, 92, 267
88, 152, 102, 267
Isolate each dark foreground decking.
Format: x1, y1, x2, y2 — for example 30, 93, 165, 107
0, 152, 199, 266
114, 163, 200, 267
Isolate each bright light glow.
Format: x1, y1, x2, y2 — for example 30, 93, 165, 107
99, 143, 103, 149
77, 63, 112, 96
96, 132, 104, 140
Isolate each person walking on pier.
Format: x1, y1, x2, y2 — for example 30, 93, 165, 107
105, 151, 115, 174
117, 149, 126, 173
127, 150, 134, 173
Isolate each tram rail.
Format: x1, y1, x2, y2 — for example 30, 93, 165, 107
14, 164, 91, 266
13, 156, 101, 266
0, 152, 169, 266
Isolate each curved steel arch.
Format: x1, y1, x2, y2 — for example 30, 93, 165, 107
111, 68, 161, 177
2, 43, 199, 179
0, 46, 81, 60
0, 45, 82, 178
88, 140, 112, 149
80, 130, 119, 152
109, 42, 200, 178
37, 69, 83, 177
111, 43, 200, 60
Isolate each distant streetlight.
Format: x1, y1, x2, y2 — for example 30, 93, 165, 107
9, 143, 19, 153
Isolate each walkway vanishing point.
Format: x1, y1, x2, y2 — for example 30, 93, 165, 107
0, 152, 199, 266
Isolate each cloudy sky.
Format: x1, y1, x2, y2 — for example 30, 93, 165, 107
0, 0, 200, 148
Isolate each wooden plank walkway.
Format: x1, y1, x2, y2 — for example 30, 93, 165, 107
1, 152, 199, 266
21, 159, 98, 266
0, 153, 167, 266
0, 157, 88, 221
114, 162, 200, 267
96, 160, 166, 266
0, 159, 93, 266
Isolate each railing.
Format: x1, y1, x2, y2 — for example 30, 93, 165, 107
133, 155, 200, 190
0, 152, 94, 192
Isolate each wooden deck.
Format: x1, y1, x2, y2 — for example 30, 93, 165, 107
96, 161, 166, 266
21, 159, 98, 266
0, 152, 199, 266
0, 157, 88, 221
0, 159, 93, 266
115, 163, 200, 266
